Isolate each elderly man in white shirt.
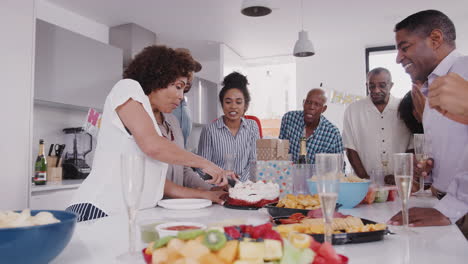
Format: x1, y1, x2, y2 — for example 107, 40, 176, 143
343, 67, 412, 179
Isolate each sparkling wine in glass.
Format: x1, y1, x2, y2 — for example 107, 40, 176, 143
117, 153, 145, 262
413, 134, 431, 196
394, 153, 413, 231
315, 153, 342, 244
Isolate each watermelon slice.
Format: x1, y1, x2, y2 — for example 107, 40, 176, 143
317, 242, 342, 264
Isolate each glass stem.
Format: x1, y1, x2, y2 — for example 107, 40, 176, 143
402, 200, 409, 228
128, 207, 137, 253
324, 221, 333, 244
419, 175, 424, 192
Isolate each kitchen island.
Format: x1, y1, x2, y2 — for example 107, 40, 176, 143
53, 197, 468, 264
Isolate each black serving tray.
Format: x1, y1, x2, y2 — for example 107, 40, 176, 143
264, 202, 342, 218
272, 217, 388, 245
223, 203, 261, 210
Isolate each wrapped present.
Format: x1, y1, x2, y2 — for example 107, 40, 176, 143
252, 160, 293, 195
256, 139, 290, 161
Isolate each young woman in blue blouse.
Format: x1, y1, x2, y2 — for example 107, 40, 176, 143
198, 72, 260, 182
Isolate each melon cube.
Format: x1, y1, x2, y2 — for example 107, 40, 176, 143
239, 241, 265, 260
180, 240, 210, 260
216, 240, 239, 263
264, 239, 282, 261
199, 253, 225, 264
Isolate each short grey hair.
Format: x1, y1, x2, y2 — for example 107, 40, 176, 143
367, 67, 392, 82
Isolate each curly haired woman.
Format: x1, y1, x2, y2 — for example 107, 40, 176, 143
67, 45, 235, 221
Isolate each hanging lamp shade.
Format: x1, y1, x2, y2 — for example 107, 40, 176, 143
293, 30, 315, 57
241, 0, 272, 17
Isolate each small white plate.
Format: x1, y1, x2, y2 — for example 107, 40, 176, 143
157, 199, 212, 210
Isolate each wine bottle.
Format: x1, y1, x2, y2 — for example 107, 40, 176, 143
34, 139, 47, 185
296, 137, 309, 165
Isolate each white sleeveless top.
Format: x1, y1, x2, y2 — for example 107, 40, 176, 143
69, 79, 168, 216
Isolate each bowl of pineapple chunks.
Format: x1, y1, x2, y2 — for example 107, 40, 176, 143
143, 222, 348, 264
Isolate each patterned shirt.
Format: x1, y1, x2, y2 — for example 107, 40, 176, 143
279, 111, 343, 164
198, 117, 260, 182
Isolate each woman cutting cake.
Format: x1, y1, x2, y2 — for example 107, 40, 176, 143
67, 45, 235, 221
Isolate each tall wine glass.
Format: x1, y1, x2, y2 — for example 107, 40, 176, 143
393, 153, 413, 231
315, 153, 342, 244
413, 134, 431, 197
117, 153, 145, 262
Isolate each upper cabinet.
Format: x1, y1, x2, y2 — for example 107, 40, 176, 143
34, 19, 123, 110
109, 23, 157, 68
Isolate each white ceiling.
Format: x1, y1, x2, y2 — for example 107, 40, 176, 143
46, 0, 468, 61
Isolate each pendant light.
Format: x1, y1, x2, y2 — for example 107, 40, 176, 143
293, 0, 315, 57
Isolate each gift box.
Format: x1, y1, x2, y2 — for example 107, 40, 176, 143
251, 160, 293, 195
256, 139, 290, 161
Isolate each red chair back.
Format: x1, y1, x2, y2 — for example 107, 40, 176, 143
244, 115, 263, 138
212, 115, 263, 138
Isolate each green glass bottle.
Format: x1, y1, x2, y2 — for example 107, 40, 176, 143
34, 139, 47, 185
296, 137, 309, 165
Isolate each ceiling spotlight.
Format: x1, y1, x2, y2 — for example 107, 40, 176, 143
241, 0, 272, 17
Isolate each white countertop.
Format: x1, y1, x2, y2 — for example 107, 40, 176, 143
53, 197, 468, 264
31, 179, 84, 193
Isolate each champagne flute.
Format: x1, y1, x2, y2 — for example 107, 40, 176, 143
117, 153, 145, 262
393, 153, 413, 231
315, 153, 342, 244
292, 164, 312, 195
413, 134, 431, 196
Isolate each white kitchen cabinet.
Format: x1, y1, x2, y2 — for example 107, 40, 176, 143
31, 189, 76, 210
34, 19, 123, 110
30, 180, 82, 210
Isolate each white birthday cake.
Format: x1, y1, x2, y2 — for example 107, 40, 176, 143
227, 181, 280, 207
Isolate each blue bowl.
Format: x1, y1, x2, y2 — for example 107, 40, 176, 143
307, 180, 370, 209
0, 210, 77, 264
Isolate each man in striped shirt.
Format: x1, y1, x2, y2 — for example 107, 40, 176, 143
279, 88, 343, 164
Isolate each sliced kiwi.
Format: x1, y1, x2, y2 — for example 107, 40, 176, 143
177, 229, 206, 240
152, 236, 175, 250
202, 230, 227, 251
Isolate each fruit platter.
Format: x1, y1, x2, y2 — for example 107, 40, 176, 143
143, 222, 349, 264
274, 213, 389, 245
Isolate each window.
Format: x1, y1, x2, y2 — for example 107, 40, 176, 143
366, 46, 412, 98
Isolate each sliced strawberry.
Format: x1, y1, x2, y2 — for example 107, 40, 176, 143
263, 229, 282, 242
250, 229, 260, 239
224, 226, 241, 239
239, 225, 247, 233
250, 223, 272, 239
318, 242, 341, 264
142, 248, 151, 264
